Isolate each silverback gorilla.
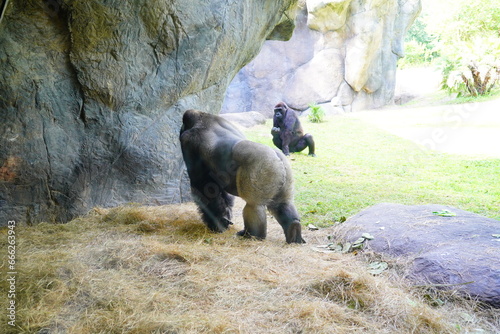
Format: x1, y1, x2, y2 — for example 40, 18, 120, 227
179, 109, 305, 244
271, 102, 316, 157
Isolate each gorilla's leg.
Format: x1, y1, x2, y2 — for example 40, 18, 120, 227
268, 203, 306, 244
237, 203, 267, 240
289, 134, 315, 156
193, 185, 234, 233
304, 133, 316, 156
292, 134, 315, 156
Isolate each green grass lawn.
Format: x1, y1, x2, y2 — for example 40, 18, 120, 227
243, 115, 500, 227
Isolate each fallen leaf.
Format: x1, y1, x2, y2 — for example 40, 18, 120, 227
310, 246, 336, 254
433, 210, 456, 217
307, 224, 319, 231
362, 233, 374, 240
352, 237, 365, 246
332, 244, 343, 252
351, 242, 364, 250
341, 242, 352, 253
367, 261, 388, 275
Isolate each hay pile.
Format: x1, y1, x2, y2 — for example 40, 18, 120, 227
0, 201, 497, 333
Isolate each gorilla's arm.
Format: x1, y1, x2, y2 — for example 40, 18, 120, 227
180, 126, 235, 232
179, 131, 203, 178
280, 112, 300, 155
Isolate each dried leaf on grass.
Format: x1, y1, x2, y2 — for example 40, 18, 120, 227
307, 223, 319, 230
367, 261, 388, 275
313, 233, 375, 254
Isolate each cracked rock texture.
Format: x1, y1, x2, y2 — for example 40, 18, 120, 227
0, 0, 297, 225
222, 0, 421, 115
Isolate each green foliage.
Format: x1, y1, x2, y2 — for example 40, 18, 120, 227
398, 40, 435, 68
450, 1, 500, 42
401, 0, 500, 97
399, 16, 438, 68
405, 16, 433, 46
308, 103, 325, 123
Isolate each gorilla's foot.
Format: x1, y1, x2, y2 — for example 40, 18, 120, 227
285, 221, 306, 244
236, 229, 264, 241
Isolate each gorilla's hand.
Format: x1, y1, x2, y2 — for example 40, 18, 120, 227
271, 127, 281, 134
282, 145, 290, 156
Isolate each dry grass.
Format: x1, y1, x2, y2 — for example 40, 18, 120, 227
1, 201, 498, 333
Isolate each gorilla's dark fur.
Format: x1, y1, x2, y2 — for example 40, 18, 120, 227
179, 109, 305, 244
271, 102, 316, 156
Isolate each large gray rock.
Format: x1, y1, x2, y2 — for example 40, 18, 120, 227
221, 0, 421, 116
335, 203, 500, 307
220, 112, 266, 128
0, 0, 298, 225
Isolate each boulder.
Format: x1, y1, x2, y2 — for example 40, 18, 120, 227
221, 0, 421, 116
0, 0, 298, 225
220, 112, 267, 128
334, 203, 500, 307
307, 0, 353, 32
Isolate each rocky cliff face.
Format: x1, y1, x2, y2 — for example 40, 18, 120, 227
0, 0, 298, 225
222, 0, 421, 115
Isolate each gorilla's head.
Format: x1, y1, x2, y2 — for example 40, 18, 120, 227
273, 102, 288, 122
181, 109, 201, 133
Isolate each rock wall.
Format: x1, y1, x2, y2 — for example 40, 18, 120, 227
0, 0, 298, 225
222, 0, 421, 115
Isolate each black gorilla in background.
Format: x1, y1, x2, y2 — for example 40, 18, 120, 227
271, 102, 316, 157
179, 109, 305, 244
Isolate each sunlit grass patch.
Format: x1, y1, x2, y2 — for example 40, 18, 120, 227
244, 115, 500, 226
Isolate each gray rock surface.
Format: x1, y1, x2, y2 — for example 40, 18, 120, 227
335, 203, 500, 307
0, 0, 298, 225
222, 0, 421, 116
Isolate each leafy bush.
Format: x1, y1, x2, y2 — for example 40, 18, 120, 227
398, 40, 434, 68
308, 103, 325, 123
401, 0, 500, 97
438, 37, 500, 96
398, 16, 438, 68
